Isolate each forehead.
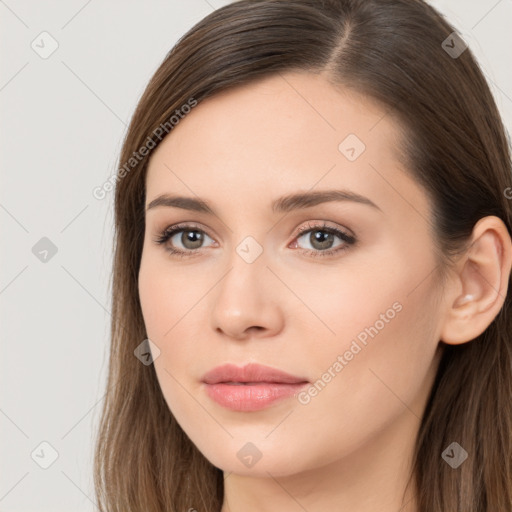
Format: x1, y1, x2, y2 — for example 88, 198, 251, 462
152, 70, 401, 161
145, 71, 429, 224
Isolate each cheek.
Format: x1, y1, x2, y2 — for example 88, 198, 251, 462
315, 239, 438, 358
300, 247, 440, 408
287, 285, 440, 470
138, 251, 210, 390
310, 272, 440, 422
138, 250, 201, 341
138, 254, 203, 415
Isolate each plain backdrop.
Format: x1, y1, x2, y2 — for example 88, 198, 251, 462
1, 1, 511, 510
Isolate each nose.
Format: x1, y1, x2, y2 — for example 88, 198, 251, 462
210, 249, 284, 341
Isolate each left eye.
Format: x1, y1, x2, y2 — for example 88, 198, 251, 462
293, 226, 355, 252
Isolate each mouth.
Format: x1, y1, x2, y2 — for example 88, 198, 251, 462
201, 363, 309, 412
219, 381, 304, 385
201, 362, 309, 385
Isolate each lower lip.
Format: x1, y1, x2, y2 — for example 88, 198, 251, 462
203, 382, 309, 411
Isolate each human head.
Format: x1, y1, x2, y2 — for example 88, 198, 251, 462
94, 1, 512, 511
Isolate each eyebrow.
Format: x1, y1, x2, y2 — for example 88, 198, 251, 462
145, 189, 383, 215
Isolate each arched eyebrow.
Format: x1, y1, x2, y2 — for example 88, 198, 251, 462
271, 190, 382, 214
145, 189, 383, 215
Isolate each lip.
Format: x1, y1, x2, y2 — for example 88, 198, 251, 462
201, 363, 309, 412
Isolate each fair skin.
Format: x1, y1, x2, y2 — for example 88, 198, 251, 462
138, 71, 511, 512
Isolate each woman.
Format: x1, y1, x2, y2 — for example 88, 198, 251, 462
93, 1, 512, 510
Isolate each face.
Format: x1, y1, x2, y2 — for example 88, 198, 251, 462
138, 71, 445, 477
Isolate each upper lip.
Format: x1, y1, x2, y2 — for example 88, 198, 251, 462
201, 363, 309, 385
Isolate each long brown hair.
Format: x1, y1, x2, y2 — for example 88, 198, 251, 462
93, 1, 512, 510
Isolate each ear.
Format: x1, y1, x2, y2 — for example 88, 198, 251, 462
440, 216, 512, 345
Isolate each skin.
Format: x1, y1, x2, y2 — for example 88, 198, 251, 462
138, 70, 512, 512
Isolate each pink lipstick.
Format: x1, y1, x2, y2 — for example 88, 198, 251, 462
201, 363, 309, 412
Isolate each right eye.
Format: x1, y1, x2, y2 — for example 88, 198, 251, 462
153, 223, 216, 257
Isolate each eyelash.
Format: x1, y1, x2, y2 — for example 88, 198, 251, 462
153, 221, 356, 259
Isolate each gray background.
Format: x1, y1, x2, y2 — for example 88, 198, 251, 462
1, 1, 511, 510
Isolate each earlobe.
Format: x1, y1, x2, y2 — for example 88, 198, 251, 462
439, 216, 512, 346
